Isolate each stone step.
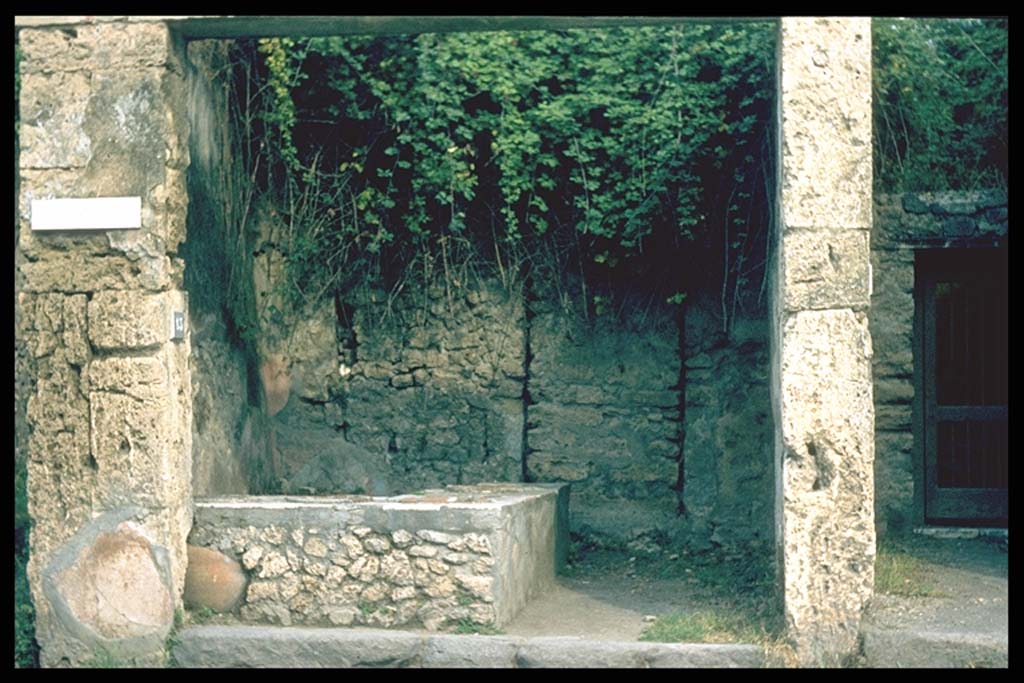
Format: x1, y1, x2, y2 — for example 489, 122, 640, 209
860, 627, 1008, 668
171, 625, 764, 668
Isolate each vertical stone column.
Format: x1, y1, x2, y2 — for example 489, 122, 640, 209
772, 18, 874, 665
17, 20, 192, 666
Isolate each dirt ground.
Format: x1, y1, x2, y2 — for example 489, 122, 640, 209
861, 533, 1008, 639
504, 566, 699, 641
504, 546, 776, 642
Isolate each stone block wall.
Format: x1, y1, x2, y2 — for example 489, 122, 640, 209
250, 275, 777, 551
337, 281, 527, 493
247, 260, 777, 549
253, 277, 527, 498
17, 21, 193, 666
871, 190, 1008, 533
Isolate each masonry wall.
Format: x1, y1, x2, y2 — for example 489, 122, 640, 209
681, 300, 774, 551
269, 278, 528, 497
17, 22, 194, 666
245, 266, 690, 546
870, 190, 1008, 534
183, 40, 263, 497
187, 484, 565, 630
526, 297, 682, 543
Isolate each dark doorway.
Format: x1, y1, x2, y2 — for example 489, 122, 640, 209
917, 248, 1007, 525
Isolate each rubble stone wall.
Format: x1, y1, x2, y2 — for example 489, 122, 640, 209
526, 298, 683, 544
188, 484, 567, 630
276, 280, 529, 497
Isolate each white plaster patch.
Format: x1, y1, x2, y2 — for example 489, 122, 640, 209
31, 196, 141, 231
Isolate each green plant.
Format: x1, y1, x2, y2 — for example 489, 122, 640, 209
14, 595, 37, 669
188, 606, 218, 625
14, 449, 38, 667
450, 618, 503, 636
233, 24, 777, 329
873, 18, 1007, 192
641, 609, 761, 644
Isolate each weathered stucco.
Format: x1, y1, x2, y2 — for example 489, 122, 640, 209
773, 17, 874, 665
682, 302, 773, 551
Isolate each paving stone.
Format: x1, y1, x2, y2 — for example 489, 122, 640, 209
172, 626, 422, 668
420, 635, 520, 668
514, 637, 763, 668
861, 627, 1008, 668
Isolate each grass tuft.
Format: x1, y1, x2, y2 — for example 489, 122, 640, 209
641, 610, 759, 644
874, 539, 945, 597
83, 648, 128, 669
450, 618, 503, 635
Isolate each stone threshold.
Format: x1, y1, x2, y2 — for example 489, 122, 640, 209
171, 625, 764, 668
860, 627, 1008, 668
912, 527, 1007, 540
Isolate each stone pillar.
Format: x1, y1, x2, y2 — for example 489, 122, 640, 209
17, 20, 193, 666
772, 18, 875, 665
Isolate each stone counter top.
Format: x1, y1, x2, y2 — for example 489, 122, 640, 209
187, 483, 569, 631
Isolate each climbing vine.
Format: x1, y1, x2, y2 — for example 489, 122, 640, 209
231, 18, 1006, 321
234, 23, 776, 324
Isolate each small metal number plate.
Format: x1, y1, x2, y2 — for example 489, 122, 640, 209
171, 311, 185, 341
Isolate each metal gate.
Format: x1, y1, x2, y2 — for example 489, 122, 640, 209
918, 248, 1008, 524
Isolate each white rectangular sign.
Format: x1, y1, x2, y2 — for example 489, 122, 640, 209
31, 196, 142, 231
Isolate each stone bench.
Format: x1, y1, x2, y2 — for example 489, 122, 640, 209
186, 483, 569, 631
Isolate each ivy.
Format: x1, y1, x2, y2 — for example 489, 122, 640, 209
238, 19, 1006, 314
239, 24, 777, 315
257, 37, 308, 174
